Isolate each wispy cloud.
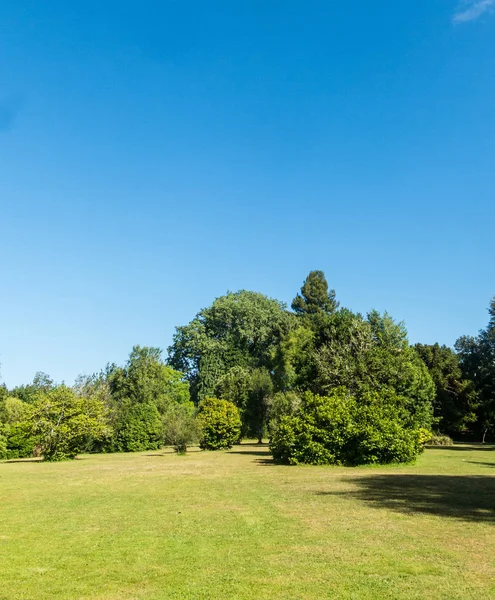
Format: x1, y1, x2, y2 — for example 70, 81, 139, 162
453, 0, 495, 23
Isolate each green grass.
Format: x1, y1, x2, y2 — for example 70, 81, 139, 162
1, 443, 494, 600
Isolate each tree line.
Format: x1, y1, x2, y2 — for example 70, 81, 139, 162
1, 271, 493, 464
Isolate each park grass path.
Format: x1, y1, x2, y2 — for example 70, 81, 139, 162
1, 443, 494, 599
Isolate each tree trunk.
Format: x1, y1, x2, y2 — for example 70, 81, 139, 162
482, 428, 488, 444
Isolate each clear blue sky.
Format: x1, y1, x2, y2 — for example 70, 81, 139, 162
1, 1, 494, 387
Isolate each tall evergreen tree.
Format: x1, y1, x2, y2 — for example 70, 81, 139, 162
291, 270, 339, 316
455, 296, 495, 442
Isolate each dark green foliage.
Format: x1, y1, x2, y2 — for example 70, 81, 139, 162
0, 396, 36, 459
270, 390, 423, 466
1, 423, 35, 459
168, 291, 292, 403
198, 397, 242, 450
455, 297, 495, 442
291, 270, 339, 317
113, 402, 163, 452
243, 368, 273, 442
414, 343, 477, 435
279, 306, 435, 432
216, 366, 274, 440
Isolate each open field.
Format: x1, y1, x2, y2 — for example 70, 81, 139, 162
1, 444, 494, 600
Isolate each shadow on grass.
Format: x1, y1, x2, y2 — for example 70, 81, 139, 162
227, 450, 270, 457
426, 444, 495, 451
145, 448, 202, 456
1, 458, 43, 464
255, 458, 277, 466
318, 474, 495, 522
465, 461, 495, 469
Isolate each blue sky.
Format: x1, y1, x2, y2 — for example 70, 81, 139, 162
1, 1, 494, 387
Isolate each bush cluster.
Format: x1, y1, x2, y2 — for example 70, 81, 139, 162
270, 389, 423, 466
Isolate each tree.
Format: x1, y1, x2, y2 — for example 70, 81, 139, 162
26, 386, 111, 461
287, 307, 435, 431
455, 297, 495, 442
414, 343, 477, 435
163, 403, 201, 454
104, 346, 191, 452
109, 346, 190, 411
10, 372, 55, 404
168, 291, 292, 402
291, 270, 339, 317
198, 397, 242, 450
244, 368, 273, 443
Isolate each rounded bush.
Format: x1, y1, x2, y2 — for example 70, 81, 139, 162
198, 397, 242, 450
270, 389, 423, 466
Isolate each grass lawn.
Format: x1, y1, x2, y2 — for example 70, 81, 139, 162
1, 443, 494, 600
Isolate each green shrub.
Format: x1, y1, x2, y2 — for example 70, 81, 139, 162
163, 403, 202, 454
0, 430, 7, 460
114, 402, 163, 452
426, 434, 454, 446
3, 422, 36, 459
270, 389, 423, 466
198, 397, 242, 450
27, 386, 111, 461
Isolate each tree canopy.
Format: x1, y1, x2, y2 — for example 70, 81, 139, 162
0, 273, 493, 463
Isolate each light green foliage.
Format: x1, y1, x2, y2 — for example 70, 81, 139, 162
27, 386, 111, 461
363, 345, 435, 430
417, 427, 433, 445
103, 346, 190, 452
168, 291, 292, 402
266, 390, 301, 435
270, 389, 424, 466
109, 346, 190, 411
0, 396, 28, 424
215, 365, 252, 411
198, 397, 242, 450
0, 432, 7, 460
272, 325, 315, 390
367, 309, 408, 350
163, 403, 201, 454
